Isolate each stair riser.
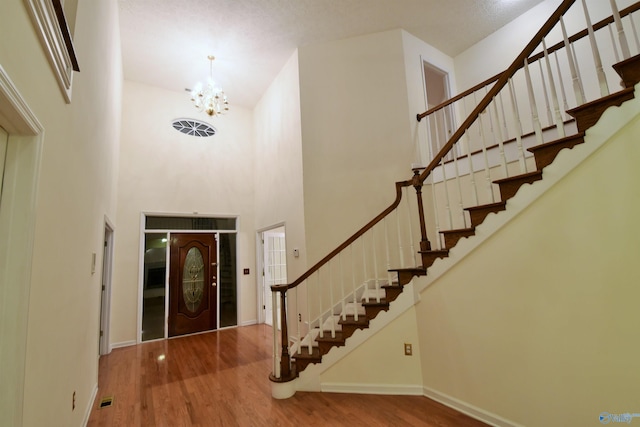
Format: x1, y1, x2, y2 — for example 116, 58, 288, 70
317, 341, 344, 356
364, 305, 388, 320
382, 288, 403, 302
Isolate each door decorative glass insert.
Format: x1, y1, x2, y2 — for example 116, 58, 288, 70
183, 247, 205, 312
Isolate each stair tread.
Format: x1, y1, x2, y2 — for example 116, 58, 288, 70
338, 315, 369, 326
315, 331, 345, 342
440, 227, 475, 234
361, 298, 390, 306
567, 86, 635, 115
527, 132, 585, 153
465, 201, 506, 212
493, 170, 542, 184
418, 249, 449, 255
291, 346, 322, 360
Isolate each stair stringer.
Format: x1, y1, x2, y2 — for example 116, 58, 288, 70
415, 85, 640, 295
291, 84, 640, 396
294, 280, 421, 393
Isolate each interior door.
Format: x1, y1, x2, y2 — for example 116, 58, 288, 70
262, 230, 286, 327
169, 233, 217, 337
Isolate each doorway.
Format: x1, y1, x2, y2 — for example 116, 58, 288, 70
168, 233, 218, 337
259, 226, 287, 327
423, 60, 454, 161
140, 215, 238, 342
99, 221, 114, 355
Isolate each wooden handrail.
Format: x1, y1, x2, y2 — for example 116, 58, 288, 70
417, 0, 577, 184
417, 2, 640, 122
272, 178, 412, 293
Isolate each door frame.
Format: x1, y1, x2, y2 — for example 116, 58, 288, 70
0, 66, 44, 427
137, 213, 239, 343
99, 217, 115, 355
256, 223, 287, 325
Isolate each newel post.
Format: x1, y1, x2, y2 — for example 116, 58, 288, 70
278, 288, 291, 378
412, 168, 431, 252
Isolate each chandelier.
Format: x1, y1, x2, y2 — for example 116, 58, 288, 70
190, 55, 229, 117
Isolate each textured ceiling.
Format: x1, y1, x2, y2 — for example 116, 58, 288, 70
118, 0, 547, 109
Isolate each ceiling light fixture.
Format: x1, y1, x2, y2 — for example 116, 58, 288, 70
189, 55, 229, 117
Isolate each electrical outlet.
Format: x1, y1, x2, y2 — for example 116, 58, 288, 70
404, 343, 412, 356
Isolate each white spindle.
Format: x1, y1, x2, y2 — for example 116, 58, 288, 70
384, 217, 392, 277
351, 246, 358, 321
317, 270, 323, 339
339, 253, 346, 321
305, 279, 311, 353
609, 24, 622, 63
553, 51, 570, 116
362, 234, 368, 303
610, 0, 631, 60
542, 39, 566, 138
396, 208, 405, 268
489, 97, 509, 177
371, 226, 382, 302
328, 261, 335, 338
628, 15, 640, 51
403, 188, 418, 267
498, 92, 510, 142
581, 0, 609, 97
508, 78, 528, 174
571, 43, 587, 103
537, 60, 554, 126
473, 91, 496, 203
461, 98, 479, 207
524, 58, 545, 147
434, 111, 453, 230
425, 113, 443, 250
561, 16, 585, 105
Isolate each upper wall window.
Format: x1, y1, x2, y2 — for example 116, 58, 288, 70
24, 0, 80, 103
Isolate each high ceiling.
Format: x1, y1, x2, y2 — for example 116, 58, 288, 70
118, 0, 548, 109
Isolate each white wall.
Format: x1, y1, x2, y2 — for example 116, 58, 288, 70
298, 29, 417, 265
0, 0, 123, 425
416, 108, 640, 426
113, 81, 256, 345
253, 50, 308, 282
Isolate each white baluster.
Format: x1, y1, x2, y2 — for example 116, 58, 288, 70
628, 14, 640, 52
351, 246, 358, 321
429, 174, 443, 251
561, 16, 585, 105
473, 91, 496, 203
537, 60, 554, 126
371, 226, 381, 302
328, 260, 335, 338
498, 92, 510, 143
524, 58, 544, 147
339, 253, 346, 321
508, 78, 528, 174
434, 111, 453, 230
451, 141, 467, 228
543, 39, 566, 138
362, 234, 368, 303
384, 217, 392, 276
305, 279, 311, 354
488, 97, 508, 178
461, 98, 479, 207
610, 0, 631, 60
396, 208, 405, 268
317, 270, 323, 339
608, 24, 622, 64
581, 0, 609, 97
403, 188, 418, 267
553, 51, 570, 116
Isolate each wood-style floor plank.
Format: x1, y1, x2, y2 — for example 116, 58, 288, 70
87, 325, 487, 426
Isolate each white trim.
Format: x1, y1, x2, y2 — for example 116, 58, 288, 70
256, 222, 287, 325
23, 0, 75, 103
99, 217, 115, 355
0, 65, 43, 427
322, 382, 423, 396
110, 340, 137, 349
422, 386, 522, 427
82, 384, 99, 427
240, 319, 258, 327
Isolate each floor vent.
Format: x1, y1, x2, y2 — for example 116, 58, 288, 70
98, 396, 114, 409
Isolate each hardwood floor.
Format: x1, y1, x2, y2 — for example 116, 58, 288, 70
87, 325, 487, 426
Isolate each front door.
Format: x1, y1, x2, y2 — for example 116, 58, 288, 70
168, 233, 218, 337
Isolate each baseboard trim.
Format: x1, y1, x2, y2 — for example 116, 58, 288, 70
422, 386, 522, 427
110, 340, 136, 349
240, 319, 257, 327
82, 384, 98, 427
322, 382, 423, 396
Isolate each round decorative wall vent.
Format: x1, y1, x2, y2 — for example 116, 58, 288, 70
171, 119, 216, 137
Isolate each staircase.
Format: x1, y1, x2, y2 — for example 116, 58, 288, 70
270, 0, 640, 393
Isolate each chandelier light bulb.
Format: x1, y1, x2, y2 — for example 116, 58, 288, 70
189, 55, 229, 117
